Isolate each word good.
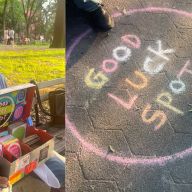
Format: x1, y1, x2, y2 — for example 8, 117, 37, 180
85, 34, 141, 89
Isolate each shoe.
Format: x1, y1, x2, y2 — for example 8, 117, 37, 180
87, 5, 114, 32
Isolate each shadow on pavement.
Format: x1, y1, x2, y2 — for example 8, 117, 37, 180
66, 0, 97, 70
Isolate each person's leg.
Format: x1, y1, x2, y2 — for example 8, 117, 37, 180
73, 0, 102, 12
73, 0, 114, 32
33, 151, 65, 189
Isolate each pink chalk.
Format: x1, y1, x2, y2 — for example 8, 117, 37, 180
108, 93, 138, 110
177, 60, 192, 79
121, 34, 141, 49
66, 115, 192, 166
127, 7, 192, 18
113, 7, 192, 19
102, 59, 118, 73
112, 12, 123, 18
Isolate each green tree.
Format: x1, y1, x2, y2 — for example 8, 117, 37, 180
20, 0, 46, 37
0, 0, 24, 37
42, 0, 57, 41
0, 0, 57, 43
0, 0, 8, 35
6, 0, 25, 32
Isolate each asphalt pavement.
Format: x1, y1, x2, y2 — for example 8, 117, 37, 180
66, 1, 192, 191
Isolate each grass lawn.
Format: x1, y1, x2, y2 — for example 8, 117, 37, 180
0, 45, 65, 86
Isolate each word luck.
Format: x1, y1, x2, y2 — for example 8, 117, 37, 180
84, 34, 192, 130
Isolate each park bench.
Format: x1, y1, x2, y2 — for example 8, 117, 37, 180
31, 78, 65, 154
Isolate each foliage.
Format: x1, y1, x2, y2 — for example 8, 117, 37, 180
0, 46, 65, 85
0, 0, 24, 35
0, 0, 57, 40
5, 0, 25, 31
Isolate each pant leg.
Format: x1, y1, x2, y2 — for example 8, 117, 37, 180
33, 151, 65, 189
73, 0, 102, 12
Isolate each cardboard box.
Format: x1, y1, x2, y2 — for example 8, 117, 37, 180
0, 84, 54, 185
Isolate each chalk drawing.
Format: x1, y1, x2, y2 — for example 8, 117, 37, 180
66, 7, 192, 167
102, 59, 118, 73
169, 79, 186, 95
121, 34, 141, 49
177, 60, 192, 79
141, 104, 167, 131
156, 92, 184, 115
67, 28, 92, 63
112, 12, 123, 18
85, 68, 109, 89
144, 41, 174, 75
108, 93, 138, 110
112, 46, 132, 62
112, 7, 192, 19
143, 56, 165, 75
147, 40, 174, 61
125, 71, 148, 89
66, 115, 192, 166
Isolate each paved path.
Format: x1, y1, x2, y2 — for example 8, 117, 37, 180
66, 1, 192, 191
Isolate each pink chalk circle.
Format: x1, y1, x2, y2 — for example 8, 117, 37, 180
67, 7, 192, 166
113, 7, 192, 18
121, 34, 141, 49
66, 115, 192, 166
102, 59, 118, 73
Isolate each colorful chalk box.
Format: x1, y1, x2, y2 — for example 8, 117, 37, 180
0, 84, 54, 185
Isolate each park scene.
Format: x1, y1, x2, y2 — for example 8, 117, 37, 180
0, 0, 65, 192
0, 0, 65, 85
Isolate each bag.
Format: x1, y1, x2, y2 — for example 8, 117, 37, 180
49, 89, 65, 125
30, 80, 65, 126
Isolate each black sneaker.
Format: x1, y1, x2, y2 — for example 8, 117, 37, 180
87, 5, 114, 32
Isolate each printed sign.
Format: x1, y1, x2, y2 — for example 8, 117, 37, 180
39, 146, 49, 162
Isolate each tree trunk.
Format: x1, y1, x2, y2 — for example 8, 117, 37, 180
26, 22, 30, 38
50, 0, 65, 48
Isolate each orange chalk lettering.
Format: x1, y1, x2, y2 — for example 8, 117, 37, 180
125, 71, 148, 89
142, 104, 167, 130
